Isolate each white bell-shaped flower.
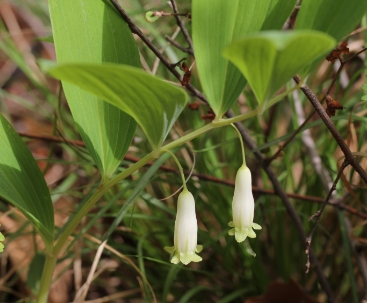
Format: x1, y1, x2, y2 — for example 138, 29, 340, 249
228, 165, 262, 242
165, 189, 203, 265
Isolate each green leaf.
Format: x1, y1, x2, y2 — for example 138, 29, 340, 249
295, 0, 367, 42
0, 114, 54, 254
48, 0, 140, 180
192, 0, 296, 119
261, 0, 298, 30
47, 63, 187, 154
223, 30, 335, 108
27, 252, 46, 295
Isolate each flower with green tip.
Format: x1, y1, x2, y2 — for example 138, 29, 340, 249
228, 165, 262, 242
164, 189, 203, 265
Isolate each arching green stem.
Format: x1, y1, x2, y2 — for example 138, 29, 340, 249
165, 150, 187, 190
231, 123, 246, 166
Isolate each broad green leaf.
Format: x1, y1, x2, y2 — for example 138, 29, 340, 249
261, 0, 298, 30
192, 0, 296, 119
0, 114, 54, 254
223, 30, 335, 108
295, 0, 367, 42
47, 63, 187, 155
48, 0, 140, 181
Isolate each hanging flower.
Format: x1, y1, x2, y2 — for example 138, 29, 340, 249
164, 189, 203, 265
228, 165, 262, 242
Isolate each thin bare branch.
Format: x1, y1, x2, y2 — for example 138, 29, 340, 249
109, 0, 206, 101
293, 89, 333, 190
266, 47, 367, 164
294, 75, 367, 184
305, 160, 349, 273
169, 0, 194, 56
165, 35, 194, 56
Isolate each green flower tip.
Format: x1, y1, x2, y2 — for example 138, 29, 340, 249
228, 222, 262, 243
165, 245, 203, 265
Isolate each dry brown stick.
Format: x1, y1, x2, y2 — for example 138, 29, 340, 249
265, 111, 315, 164
165, 35, 193, 55
305, 160, 349, 273
294, 76, 367, 184
326, 47, 367, 96
266, 47, 367, 164
169, 0, 194, 56
110, 0, 205, 102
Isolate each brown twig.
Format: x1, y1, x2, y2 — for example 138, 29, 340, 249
264, 112, 315, 164
18, 131, 85, 147
305, 160, 349, 273
169, 0, 194, 56
294, 75, 367, 184
266, 47, 367, 164
165, 35, 194, 56
109, 0, 205, 101
326, 47, 367, 95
